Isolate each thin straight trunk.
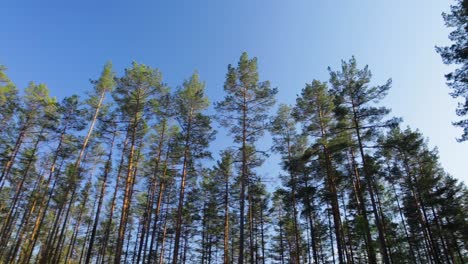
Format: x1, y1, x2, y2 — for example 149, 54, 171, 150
172, 107, 194, 264
85, 129, 117, 264
286, 139, 301, 264
49, 185, 77, 263
351, 102, 389, 264
100, 133, 130, 262
65, 190, 94, 263
327, 204, 336, 264
132, 219, 142, 264
248, 188, 254, 264
79, 213, 94, 264
278, 205, 285, 264
238, 89, 247, 264
348, 148, 376, 264
158, 199, 170, 264
415, 161, 441, 264
402, 156, 438, 263
182, 228, 189, 264
391, 182, 417, 262
115, 90, 145, 264
201, 200, 207, 264
430, 206, 452, 264
114, 120, 139, 263
316, 105, 344, 264
373, 178, 394, 264
141, 120, 168, 264
341, 192, 355, 264
224, 166, 230, 264
306, 222, 312, 264
124, 220, 134, 264
61, 181, 93, 264
64, 210, 84, 263
230, 228, 235, 264
260, 203, 266, 264
304, 175, 319, 264
148, 144, 171, 263
38, 200, 64, 263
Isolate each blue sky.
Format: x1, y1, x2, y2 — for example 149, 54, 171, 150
1, 0, 466, 184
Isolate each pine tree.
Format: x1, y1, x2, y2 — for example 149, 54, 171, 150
215, 52, 277, 264
329, 57, 398, 264
172, 72, 214, 264
294, 80, 351, 263
270, 104, 302, 263
112, 62, 163, 263
436, 0, 468, 141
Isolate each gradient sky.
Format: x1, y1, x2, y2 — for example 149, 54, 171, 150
1, 0, 466, 184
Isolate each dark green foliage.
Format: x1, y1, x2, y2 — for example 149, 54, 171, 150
0, 55, 465, 264
436, 0, 468, 141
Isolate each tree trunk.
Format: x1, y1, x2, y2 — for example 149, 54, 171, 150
115, 93, 142, 263
224, 165, 230, 264
351, 103, 389, 264
172, 107, 193, 264
85, 129, 117, 264
100, 133, 129, 262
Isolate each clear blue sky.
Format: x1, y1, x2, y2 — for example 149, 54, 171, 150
1, 0, 466, 184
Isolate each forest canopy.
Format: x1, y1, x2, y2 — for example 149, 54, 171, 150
0, 52, 466, 264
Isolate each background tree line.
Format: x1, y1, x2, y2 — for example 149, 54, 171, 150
0, 51, 466, 264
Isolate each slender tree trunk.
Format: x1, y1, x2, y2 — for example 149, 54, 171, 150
79, 211, 94, 264
431, 206, 452, 264
327, 204, 336, 264
317, 105, 344, 264
100, 133, 129, 262
248, 187, 255, 264
85, 129, 117, 264
115, 94, 142, 264
224, 165, 230, 264
60, 180, 93, 264
348, 148, 377, 264
239, 90, 247, 264
158, 197, 170, 264
140, 121, 167, 264
351, 103, 389, 264
373, 178, 394, 263
278, 204, 285, 264
303, 174, 319, 264
341, 192, 355, 264
201, 199, 207, 264
148, 143, 171, 263
391, 181, 417, 262
286, 140, 301, 264
172, 107, 193, 264
260, 203, 266, 264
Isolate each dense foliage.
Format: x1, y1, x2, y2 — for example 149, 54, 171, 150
0, 54, 466, 264
437, 0, 468, 141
